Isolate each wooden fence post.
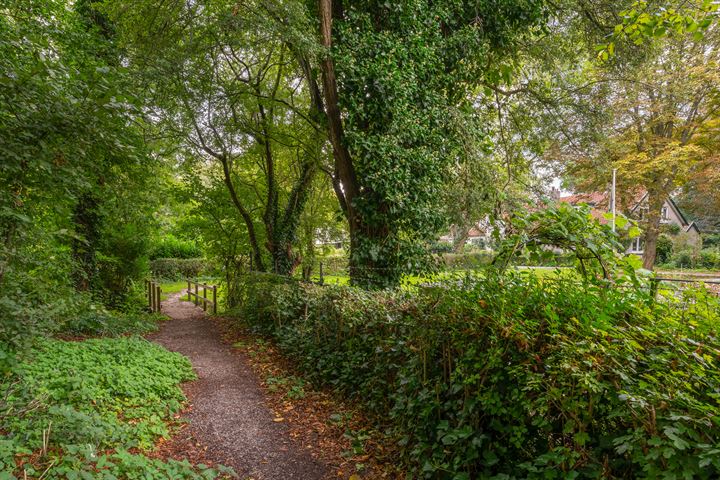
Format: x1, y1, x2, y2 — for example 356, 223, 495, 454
202, 284, 207, 311
187, 280, 190, 302
156, 285, 161, 312
319, 261, 324, 285
194, 281, 199, 306
212, 285, 217, 314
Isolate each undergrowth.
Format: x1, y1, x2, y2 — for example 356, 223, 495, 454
0, 337, 231, 479
231, 270, 720, 479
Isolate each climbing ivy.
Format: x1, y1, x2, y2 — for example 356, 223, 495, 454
328, 0, 550, 287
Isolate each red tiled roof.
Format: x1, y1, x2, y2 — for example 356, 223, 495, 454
558, 189, 649, 225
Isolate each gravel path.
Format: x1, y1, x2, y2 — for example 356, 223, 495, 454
148, 293, 327, 480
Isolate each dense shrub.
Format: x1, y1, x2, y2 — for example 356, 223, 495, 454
95, 223, 151, 307
655, 234, 674, 264
430, 241, 453, 253
703, 233, 720, 248
672, 249, 695, 268
150, 258, 210, 280
230, 271, 720, 479
0, 337, 230, 478
58, 307, 162, 337
661, 248, 720, 270
698, 248, 720, 269
149, 235, 202, 260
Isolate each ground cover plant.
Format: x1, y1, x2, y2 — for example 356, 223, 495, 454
229, 269, 720, 479
0, 336, 230, 479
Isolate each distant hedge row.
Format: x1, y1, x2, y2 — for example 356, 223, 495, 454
148, 235, 202, 260
659, 247, 720, 270
314, 251, 576, 276
149, 258, 211, 280
230, 271, 720, 479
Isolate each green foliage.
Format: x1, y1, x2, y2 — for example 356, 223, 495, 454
602, 0, 719, 57
0, 337, 229, 479
672, 249, 696, 268
666, 248, 720, 270
430, 242, 454, 254
149, 235, 203, 260
150, 258, 211, 281
496, 203, 639, 280
0, 0, 162, 362
440, 251, 576, 270
231, 270, 720, 478
333, 0, 550, 288
704, 233, 720, 248
95, 223, 151, 307
656, 234, 674, 264
59, 307, 162, 338
698, 248, 720, 269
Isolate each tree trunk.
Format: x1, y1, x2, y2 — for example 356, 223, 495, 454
318, 0, 370, 286
259, 57, 323, 276
219, 156, 266, 272
270, 158, 317, 275
452, 225, 470, 253
642, 192, 665, 270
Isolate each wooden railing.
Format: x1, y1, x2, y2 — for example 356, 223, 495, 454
187, 280, 218, 314
146, 280, 162, 313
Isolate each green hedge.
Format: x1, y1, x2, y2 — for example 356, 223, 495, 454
149, 258, 210, 280
230, 272, 720, 479
148, 235, 202, 260
661, 248, 720, 270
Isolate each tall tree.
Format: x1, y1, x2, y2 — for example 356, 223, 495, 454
315, 0, 549, 287
562, 29, 719, 268
108, 0, 324, 274
109, 0, 549, 287
505, 0, 720, 269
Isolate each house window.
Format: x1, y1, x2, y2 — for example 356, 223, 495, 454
630, 237, 643, 252
661, 206, 669, 220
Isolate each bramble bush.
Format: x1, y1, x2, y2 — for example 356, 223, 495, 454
230, 269, 720, 479
0, 337, 231, 479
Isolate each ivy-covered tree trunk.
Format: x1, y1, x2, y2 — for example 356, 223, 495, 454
266, 160, 317, 275
316, 0, 547, 288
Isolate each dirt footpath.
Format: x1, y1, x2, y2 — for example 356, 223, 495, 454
148, 293, 327, 480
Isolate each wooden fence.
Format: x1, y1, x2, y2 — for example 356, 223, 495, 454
146, 280, 162, 313
187, 280, 218, 314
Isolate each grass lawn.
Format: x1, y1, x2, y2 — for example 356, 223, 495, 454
160, 279, 226, 313
311, 266, 575, 288
159, 280, 190, 300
